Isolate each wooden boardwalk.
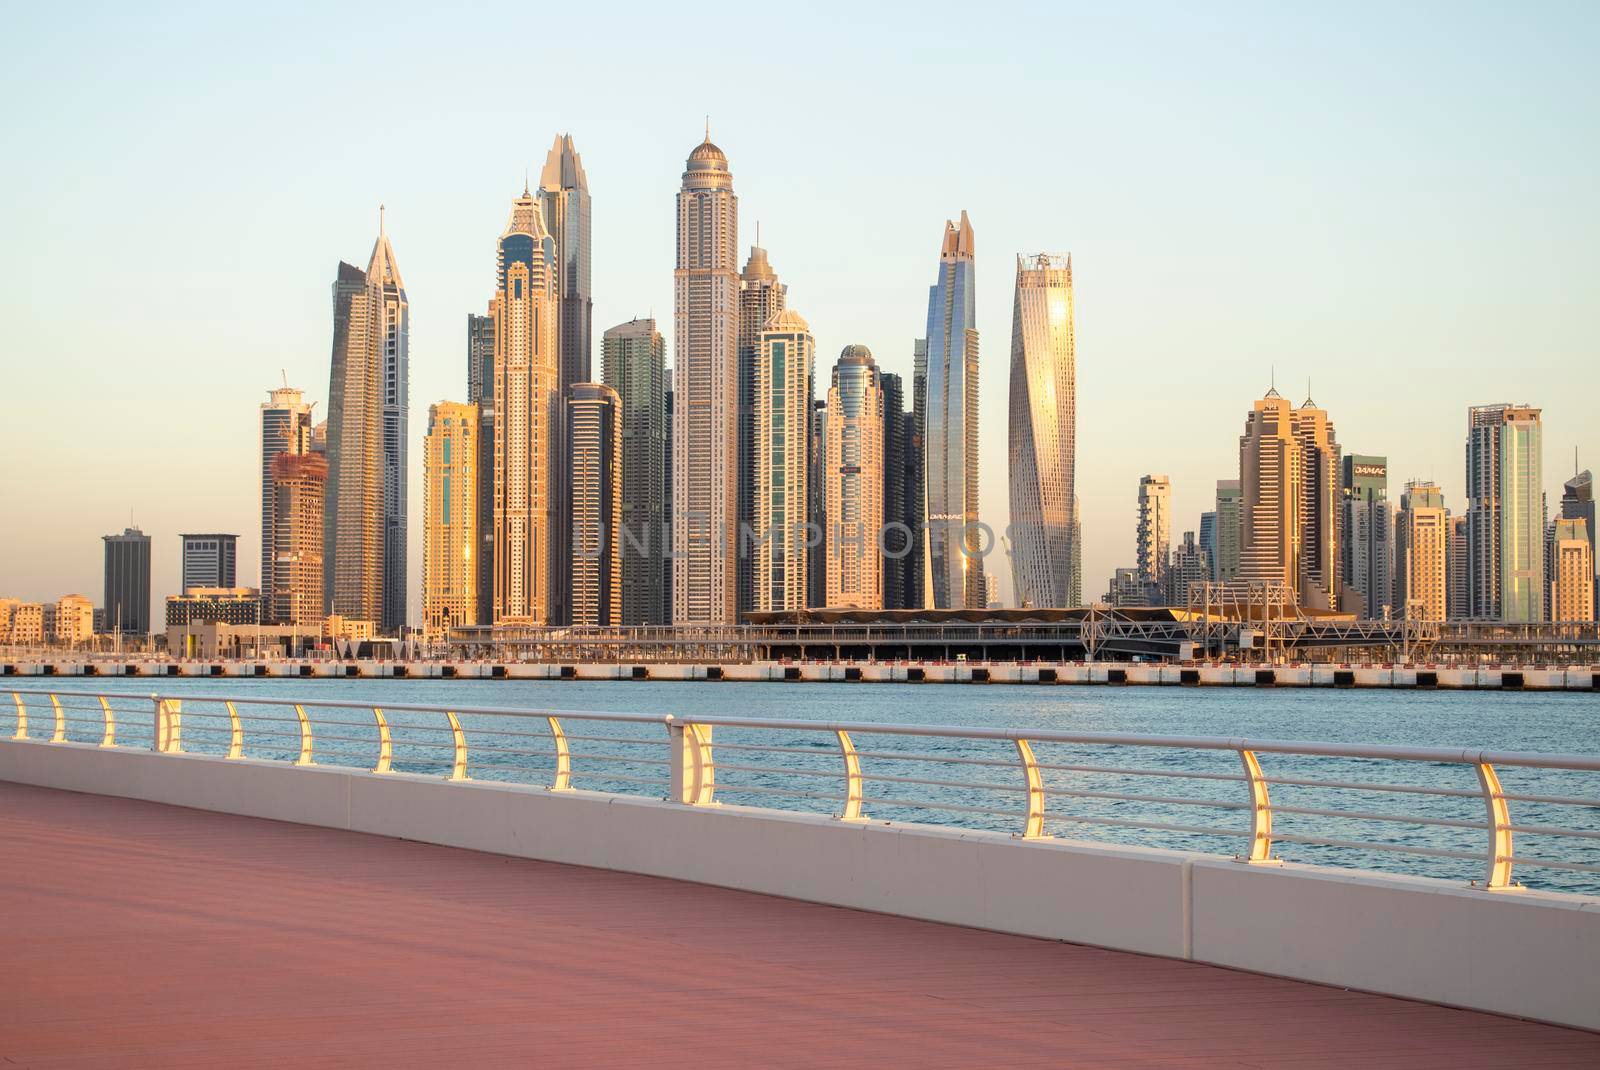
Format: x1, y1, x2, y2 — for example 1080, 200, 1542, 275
0, 780, 1595, 1068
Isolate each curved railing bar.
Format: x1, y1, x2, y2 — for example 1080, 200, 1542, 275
11, 693, 25, 740
98, 696, 116, 748
1477, 761, 1514, 889
225, 701, 243, 759
547, 716, 571, 791
157, 698, 183, 754
372, 707, 392, 774
292, 704, 313, 766
1240, 749, 1273, 863
836, 729, 863, 821
445, 711, 468, 781
1016, 739, 1045, 839
49, 694, 66, 743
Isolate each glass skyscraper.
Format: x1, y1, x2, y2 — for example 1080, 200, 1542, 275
603, 318, 668, 625
1466, 404, 1544, 621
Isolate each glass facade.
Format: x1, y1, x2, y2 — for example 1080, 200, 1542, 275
923, 212, 981, 609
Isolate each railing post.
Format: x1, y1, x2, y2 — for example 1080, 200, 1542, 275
1475, 760, 1514, 889
1239, 748, 1275, 863
547, 716, 571, 791
151, 694, 162, 751
155, 698, 183, 754
49, 694, 66, 743
225, 701, 243, 759
1016, 739, 1047, 839
291, 704, 313, 765
668, 719, 716, 805
835, 729, 864, 821
371, 707, 392, 774
11, 692, 26, 740
98, 696, 116, 748
444, 711, 468, 781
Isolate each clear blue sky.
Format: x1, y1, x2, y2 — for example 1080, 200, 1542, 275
2, 1, 1596, 616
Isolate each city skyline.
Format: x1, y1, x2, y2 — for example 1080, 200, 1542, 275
3, 7, 1598, 615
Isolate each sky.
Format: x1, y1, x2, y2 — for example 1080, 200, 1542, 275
1, 2, 1597, 619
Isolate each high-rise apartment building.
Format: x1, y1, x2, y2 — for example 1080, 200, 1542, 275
808, 399, 828, 609
492, 186, 562, 624
422, 402, 478, 639
922, 212, 981, 609
1466, 404, 1544, 621
541, 134, 593, 393
1166, 532, 1209, 606
663, 370, 674, 616
1007, 253, 1078, 610
1447, 514, 1469, 619
603, 318, 669, 625
1293, 396, 1340, 611
880, 371, 912, 609
325, 259, 385, 626
1340, 455, 1391, 619
369, 213, 409, 634
1239, 389, 1300, 595
1550, 518, 1595, 623
824, 346, 884, 609
1198, 512, 1218, 583
736, 244, 787, 615
467, 309, 496, 626
269, 453, 326, 628
908, 339, 928, 607
1213, 480, 1242, 581
1558, 468, 1596, 611
181, 534, 237, 593
568, 383, 623, 626
1136, 475, 1172, 598
1395, 481, 1448, 622
751, 310, 814, 612
103, 527, 150, 636
673, 135, 740, 624
260, 387, 314, 603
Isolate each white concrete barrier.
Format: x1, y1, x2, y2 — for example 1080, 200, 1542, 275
3, 738, 1595, 1030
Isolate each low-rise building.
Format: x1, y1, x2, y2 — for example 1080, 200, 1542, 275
165, 587, 262, 628
54, 594, 95, 645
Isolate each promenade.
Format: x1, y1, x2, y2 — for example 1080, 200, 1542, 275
1, 781, 1595, 1068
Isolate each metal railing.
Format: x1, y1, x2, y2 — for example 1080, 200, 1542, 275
7, 688, 1600, 894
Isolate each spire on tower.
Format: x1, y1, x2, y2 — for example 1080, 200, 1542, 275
379, 203, 385, 235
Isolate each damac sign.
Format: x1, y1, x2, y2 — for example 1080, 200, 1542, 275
1353, 464, 1387, 477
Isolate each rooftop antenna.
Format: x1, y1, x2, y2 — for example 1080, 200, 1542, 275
756, 220, 761, 248
705, 115, 710, 141
281, 368, 288, 389
523, 168, 530, 197
379, 203, 385, 235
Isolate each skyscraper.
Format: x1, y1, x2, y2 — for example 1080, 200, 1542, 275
270, 453, 326, 629
1559, 468, 1596, 611
1395, 480, 1448, 622
422, 402, 478, 639
1549, 518, 1595, 623
673, 134, 740, 624
736, 243, 787, 615
492, 186, 561, 625
1466, 404, 1544, 621
1007, 253, 1078, 610
540, 134, 593, 393
907, 339, 929, 607
663, 369, 674, 618
808, 399, 828, 609
467, 309, 496, 626
103, 527, 151, 636
260, 386, 314, 605
325, 259, 385, 626
751, 309, 814, 612
880, 371, 910, 608
1166, 531, 1209, 606
1136, 475, 1172, 600
1340, 455, 1391, 619
1239, 389, 1301, 595
1213, 480, 1242, 581
603, 318, 668, 625
568, 383, 622, 626
824, 345, 884, 609
181, 534, 237, 592
1293, 395, 1341, 611
369, 212, 409, 634
1447, 514, 1469, 619
923, 211, 981, 609
1198, 512, 1218, 584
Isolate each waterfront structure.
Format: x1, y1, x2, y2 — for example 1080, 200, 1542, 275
165, 587, 262, 628
1340, 455, 1391, 619
1395, 481, 1448, 622
324, 259, 384, 627
422, 402, 479, 639
268, 453, 326, 629
922, 212, 982, 609
1166, 532, 1210, 606
541, 134, 593, 394
1007, 253, 1078, 610
0, 600, 44, 644
1213, 480, 1242, 581
673, 135, 740, 624
259, 387, 315, 604
53, 594, 94, 645
1293, 395, 1341, 611
602, 318, 668, 625
736, 244, 787, 615
750, 310, 814, 612
102, 527, 150, 636
568, 383, 623, 626
467, 309, 496, 626
369, 213, 410, 634
1447, 514, 1469, 619
1466, 404, 1544, 621
1135, 475, 1172, 601
1550, 518, 1595, 623
492, 185, 562, 625
1558, 468, 1596, 610
1239, 389, 1302, 598
908, 339, 928, 606
180, 534, 237, 593
881, 371, 910, 608
824, 346, 884, 609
